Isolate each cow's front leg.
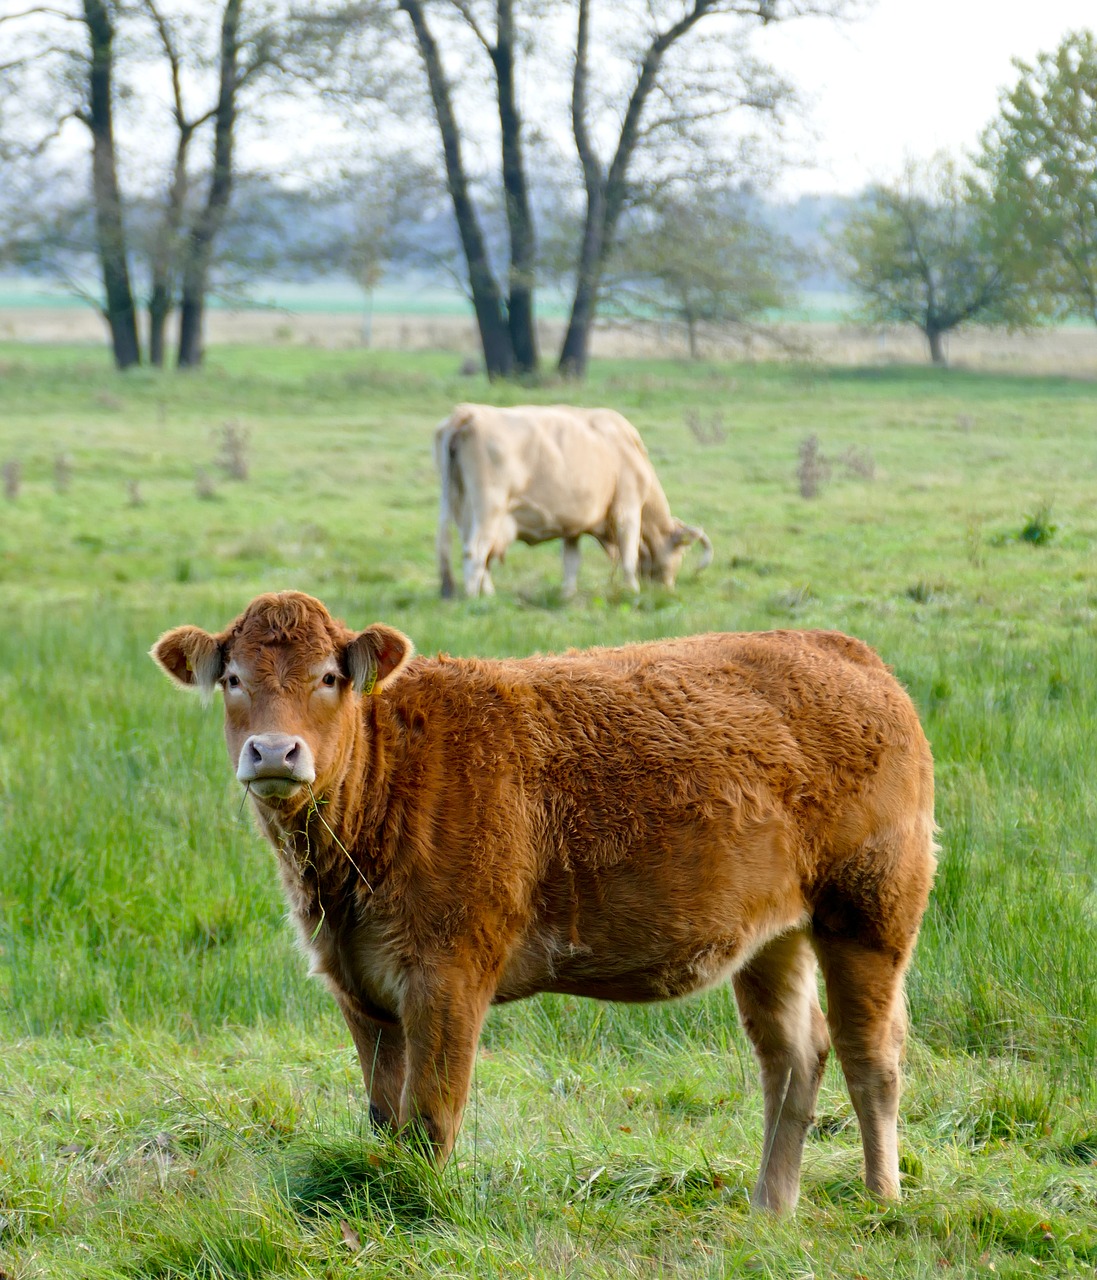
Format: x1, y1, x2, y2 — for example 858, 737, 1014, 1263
399, 966, 491, 1163
615, 509, 642, 592
337, 995, 406, 1132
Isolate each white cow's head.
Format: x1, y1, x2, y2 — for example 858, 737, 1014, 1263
642, 519, 714, 587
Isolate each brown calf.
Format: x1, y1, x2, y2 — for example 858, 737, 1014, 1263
151, 591, 936, 1212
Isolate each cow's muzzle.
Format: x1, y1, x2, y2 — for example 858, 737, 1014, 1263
237, 733, 316, 800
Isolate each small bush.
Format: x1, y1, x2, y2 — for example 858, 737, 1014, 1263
797, 434, 829, 498
964, 515, 986, 568
1019, 503, 1057, 545
216, 421, 250, 481
768, 584, 816, 615
2, 458, 21, 500
905, 580, 947, 604
840, 444, 876, 479
684, 410, 728, 445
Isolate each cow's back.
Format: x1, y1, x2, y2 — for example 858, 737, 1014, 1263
390, 628, 930, 873
442, 404, 655, 541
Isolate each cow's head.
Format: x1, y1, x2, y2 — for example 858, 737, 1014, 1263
150, 592, 412, 815
642, 520, 714, 587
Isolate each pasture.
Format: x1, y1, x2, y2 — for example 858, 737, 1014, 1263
0, 343, 1095, 1278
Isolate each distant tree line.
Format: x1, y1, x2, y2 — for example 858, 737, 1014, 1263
2, 7, 1096, 374
0, 0, 844, 375
837, 29, 1097, 366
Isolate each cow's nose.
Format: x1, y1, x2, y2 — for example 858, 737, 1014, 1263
237, 733, 316, 784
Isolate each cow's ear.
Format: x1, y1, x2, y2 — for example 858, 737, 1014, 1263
150, 626, 224, 700
344, 624, 414, 694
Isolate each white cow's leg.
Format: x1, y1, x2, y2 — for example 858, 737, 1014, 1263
734, 929, 830, 1213
462, 536, 495, 597
561, 536, 581, 598
616, 512, 642, 593
461, 512, 511, 597
463, 555, 495, 596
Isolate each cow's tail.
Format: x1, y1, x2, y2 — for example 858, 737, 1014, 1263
435, 407, 475, 598
435, 419, 457, 598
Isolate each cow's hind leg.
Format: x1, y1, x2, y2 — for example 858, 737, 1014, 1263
461, 512, 512, 596
734, 929, 830, 1213
811, 820, 933, 1202
462, 541, 495, 597
812, 935, 910, 1201
561, 536, 581, 598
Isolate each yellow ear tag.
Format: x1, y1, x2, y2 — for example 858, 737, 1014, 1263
362, 663, 377, 696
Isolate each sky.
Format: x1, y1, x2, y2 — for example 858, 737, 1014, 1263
756, 0, 1095, 196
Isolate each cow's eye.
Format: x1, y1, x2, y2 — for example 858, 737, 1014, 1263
321, 673, 338, 687
226, 674, 241, 689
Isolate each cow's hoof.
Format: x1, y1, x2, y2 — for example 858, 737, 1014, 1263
368, 1102, 393, 1131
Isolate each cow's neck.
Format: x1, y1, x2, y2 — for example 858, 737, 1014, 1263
254, 698, 395, 902
641, 482, 675, 541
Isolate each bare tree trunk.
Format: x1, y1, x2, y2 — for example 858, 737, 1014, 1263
491, 0, 538, 375
558, 0, 601, 379
177, 0, 241, 369
149, 128, 194, 366
361, 285, 374, 347
399, 0, 513, 379
558, 221, 602, 377
559, 1, 712, 378
927, 326, 947, 366
144, 0, 203, 368
558, 198, 605, 375
82, 0, 141, 370
148, 285, 170, 367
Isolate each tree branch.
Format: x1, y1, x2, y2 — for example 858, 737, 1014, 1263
448, 0, 493, 54
0, 7, 82, 25
397, 0, 512, 373
603, 1, 720, 230
141, 0, 187, 127
570, 0, 602, 194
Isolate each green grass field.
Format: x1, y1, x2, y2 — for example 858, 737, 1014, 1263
0, 344, 1095, 1278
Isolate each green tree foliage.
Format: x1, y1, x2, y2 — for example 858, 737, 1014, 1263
978, 30, 1097, 325
609, 191, 799, 358
838, 156, 1028, 366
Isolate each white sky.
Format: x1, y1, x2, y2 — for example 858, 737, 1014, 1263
756, 0, 1095, 196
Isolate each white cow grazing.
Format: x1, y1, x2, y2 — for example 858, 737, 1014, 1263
434, 403, 713, 598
